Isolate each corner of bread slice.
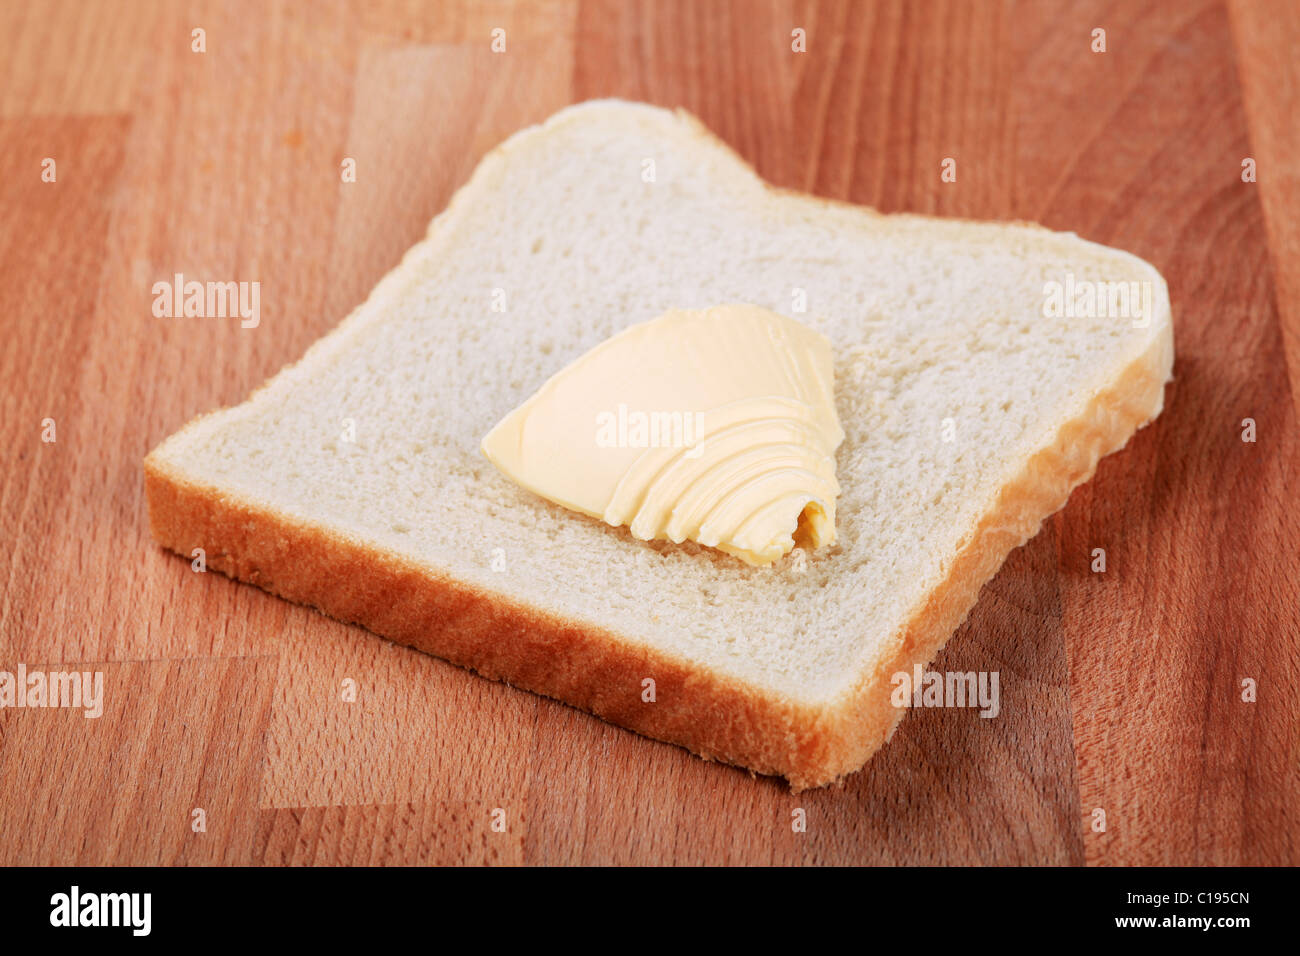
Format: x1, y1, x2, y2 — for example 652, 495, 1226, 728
143, 425, 226, 561
790, 257, 1174, 792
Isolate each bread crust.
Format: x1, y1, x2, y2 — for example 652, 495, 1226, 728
144, 322, 1169, 789
143, 101, 1175, 789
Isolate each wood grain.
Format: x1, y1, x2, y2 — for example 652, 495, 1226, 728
0, 0, 1295, 865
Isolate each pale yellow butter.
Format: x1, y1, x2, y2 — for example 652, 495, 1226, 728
481, 304, 844, 566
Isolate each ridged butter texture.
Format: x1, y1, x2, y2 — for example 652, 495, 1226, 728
151, 100, 1172, 705
479, 304, 845, 567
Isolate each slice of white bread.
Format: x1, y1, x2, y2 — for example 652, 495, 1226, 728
145, 99, 1174, 789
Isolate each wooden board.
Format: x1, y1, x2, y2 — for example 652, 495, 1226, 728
1, 0, 1296, 866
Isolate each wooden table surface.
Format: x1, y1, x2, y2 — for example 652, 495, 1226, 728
2, 0, 1297, 866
